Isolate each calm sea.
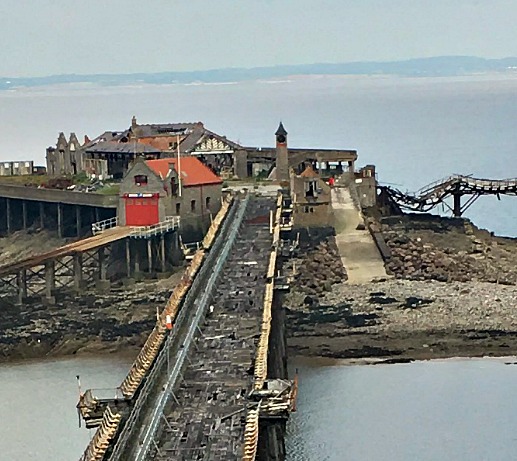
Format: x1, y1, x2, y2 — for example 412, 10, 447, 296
287, 357, 517, 461
0, 74, 515, 235
0, 75, 516, 460
0, 356, 133, 461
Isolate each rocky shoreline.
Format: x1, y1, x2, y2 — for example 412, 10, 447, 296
285, 214, 517, 362
1, 212, 516, 365
286, 279, 517, 361
0, 273, 182, 363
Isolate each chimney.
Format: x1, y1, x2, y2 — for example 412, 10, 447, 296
131, 115, 137, 130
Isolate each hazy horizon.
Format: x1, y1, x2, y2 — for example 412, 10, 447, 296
2, 55, 517, 80
3, 1, 517, 77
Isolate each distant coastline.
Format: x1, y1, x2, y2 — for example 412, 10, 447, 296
2, 56, 517, 91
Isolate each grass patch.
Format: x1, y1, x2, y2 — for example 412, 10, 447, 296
0, 174, 49, 186
97, 184, 120, 195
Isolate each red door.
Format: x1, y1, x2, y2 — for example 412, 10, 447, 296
125, 196, 159, 226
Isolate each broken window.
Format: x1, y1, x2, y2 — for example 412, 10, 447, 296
171, 177, 179, 196
205, 196, 211, 209
134, 175, 148, 186
176, 203, 181, 214
191, 200, 196, 212
305, 180, 317, 198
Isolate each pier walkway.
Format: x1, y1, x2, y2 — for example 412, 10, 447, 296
331, 187, 387, 284
148, 197, 274, 460
78, 193, 295, 461
0, 217, 181, 304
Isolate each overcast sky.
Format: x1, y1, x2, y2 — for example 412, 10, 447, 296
2, 0, 517, 77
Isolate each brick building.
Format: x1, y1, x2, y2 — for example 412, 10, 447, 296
118, 156, 223, 235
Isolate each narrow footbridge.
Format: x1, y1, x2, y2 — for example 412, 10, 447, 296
381, 175, 517, 216
78, 192, 296, 461
0, 227, 131, 304
0, 217, 180, 304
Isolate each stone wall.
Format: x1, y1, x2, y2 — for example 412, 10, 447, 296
353, 175, 377, 208
376, 214, 517, 285
293, 202, 332, 228
288, 228, 347, 302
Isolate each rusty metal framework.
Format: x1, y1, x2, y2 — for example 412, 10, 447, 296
381, 175, 517, 216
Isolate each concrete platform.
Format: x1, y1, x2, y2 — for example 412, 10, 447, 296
331, 187, 388, 284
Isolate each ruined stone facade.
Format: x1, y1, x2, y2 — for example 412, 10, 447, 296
46, 132, 83, 176
0, 161, 35, 176
290, 165, 332, 228
354, 165, 377, 209
46, 117, 243, 179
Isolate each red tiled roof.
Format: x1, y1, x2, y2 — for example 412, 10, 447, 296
145, 157, 222, 187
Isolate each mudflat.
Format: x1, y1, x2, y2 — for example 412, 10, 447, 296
287, 279, 517, 362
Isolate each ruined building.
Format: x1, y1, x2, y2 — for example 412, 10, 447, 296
46, 117, 243, 179
46, 132, 83, 176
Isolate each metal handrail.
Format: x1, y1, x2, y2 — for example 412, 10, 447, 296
92, 217, 118, 235
107, 197, 244, 461
129, 216, 180, 238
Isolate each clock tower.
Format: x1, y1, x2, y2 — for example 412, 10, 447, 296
275, 122, 289, 181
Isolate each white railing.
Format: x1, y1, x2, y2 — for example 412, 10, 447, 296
180, 241, 203, 260
129, 216, 180, 238
92, 217, 119, 235
280, 216, 293, 230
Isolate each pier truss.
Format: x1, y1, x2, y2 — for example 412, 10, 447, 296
380, 175, 517, 217
78, 193, 297, 461
0, 217, 181, 304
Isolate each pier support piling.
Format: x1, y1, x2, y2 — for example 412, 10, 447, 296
74, 254, 86, 292
95, 247, 110, 291
57, 203, 63, 238
453, 193, 462, 217
16, 269, 27, 305
160, 235, 166, 273
6, 198, 11, 235
44, 260, 56, 304
39, 202, 45, 229
126, 239, 131, 277
148, 239, 153, 274
76, 206, 82, 237
22, 201, 27, 230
